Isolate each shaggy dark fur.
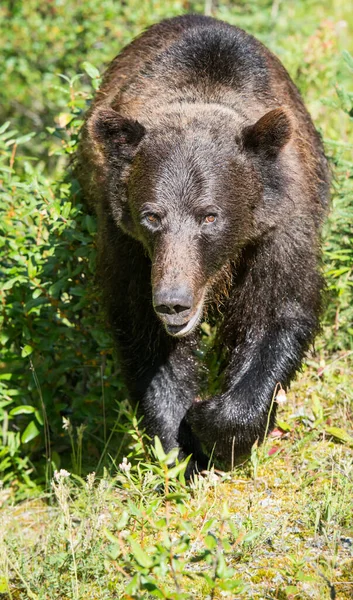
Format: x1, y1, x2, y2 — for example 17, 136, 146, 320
77, 15, 330, 474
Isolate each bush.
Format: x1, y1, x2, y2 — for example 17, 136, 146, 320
322, 52, 353, 349
0, 88, 125, 488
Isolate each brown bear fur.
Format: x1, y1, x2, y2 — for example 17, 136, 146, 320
77, 15, 329, 473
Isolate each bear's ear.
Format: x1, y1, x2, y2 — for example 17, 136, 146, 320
242, 108, 292, 158
89, 108, 145, 155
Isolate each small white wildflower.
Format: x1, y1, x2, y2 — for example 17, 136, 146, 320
62, 416, 71, 431
54, 468, 71, 482
120, 529, 130, 539
96, 513, 108, 528
119, 457, 131, 473
98, 478, 109, 493
275, 388, 287, 405
86, 472, 96, 490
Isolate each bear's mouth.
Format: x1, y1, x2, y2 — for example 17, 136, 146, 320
164, 300, 204, 337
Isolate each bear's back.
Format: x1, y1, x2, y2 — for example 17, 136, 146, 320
146, 16, 270, 93
98, 16, 273, 109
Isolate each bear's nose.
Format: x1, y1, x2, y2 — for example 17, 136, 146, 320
153, 288, 193, 317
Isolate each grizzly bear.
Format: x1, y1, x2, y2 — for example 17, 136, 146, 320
77, 14, 329, 473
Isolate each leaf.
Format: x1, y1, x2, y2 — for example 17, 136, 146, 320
0, 373, 13, 381
116, 510, 129, 530
204, 534, 218, 550
129, 538, 153, 569
47, 552, 67, 568
82, 61, 100, 80
84, 214, 97, 234
218, 578, 246, 591
125, 573, 139, 595
342, 50, 353, 72
243, 531, 260, 544
216, 553, 233, 579
163, 446, 180, 465
49, 279, 64, 297
10, 405, 36, 416
21, 345, 34, 358
21, 420, 40, 443
0, 121, 11, 135
222, 538, 232, 553
16, 132, 36, 144
1, 276, 26, 291
297, 571, 317, 582
200, 573, 216, 588
164, 492, 188, 502
32, 288, 42, 299
201, 518, 217, 533
325, 426, 353, 447
311, 394, 324, 421
103, 528, 120, 545
168, 459, 189, 479
152, 436, 167, 462
106, 543, 120, 560
285, 585, 299, 595
35, 410, 44, 425
140, 577, 165, 596
0, 577, 8, 593
277, 420, 292, 432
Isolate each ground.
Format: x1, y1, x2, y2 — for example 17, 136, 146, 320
1, 354, 352, 599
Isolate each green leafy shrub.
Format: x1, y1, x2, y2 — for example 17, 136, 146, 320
0, 77, 126, 488
322, 52, 353, 349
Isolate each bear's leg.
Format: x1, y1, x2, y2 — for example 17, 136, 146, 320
186, 225, 323, 465
99, 224, 207, 471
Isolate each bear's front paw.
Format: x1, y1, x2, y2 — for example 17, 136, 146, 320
177, 416, 210, 477
186, 395, 269, 467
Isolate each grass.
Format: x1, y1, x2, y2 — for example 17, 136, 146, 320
0, 0, 353, 598
1, 355, 352, 599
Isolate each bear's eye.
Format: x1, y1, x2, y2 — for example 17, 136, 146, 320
147, 214, 158, 223
204, 214, 217, 224
142, 213, 161, 228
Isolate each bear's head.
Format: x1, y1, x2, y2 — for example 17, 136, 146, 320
90, 104, 292, 336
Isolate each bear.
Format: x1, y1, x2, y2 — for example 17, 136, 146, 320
77, 14, 330, 473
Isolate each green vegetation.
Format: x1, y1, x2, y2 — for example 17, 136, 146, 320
0, 1, 352, 598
